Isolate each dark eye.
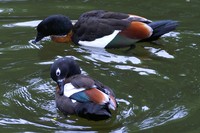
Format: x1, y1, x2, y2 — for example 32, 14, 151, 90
56, 68, 61, 76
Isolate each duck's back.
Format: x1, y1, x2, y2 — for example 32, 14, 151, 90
72, 10, 154, 48
72, 10, 131, 48
55, 74, 117, 121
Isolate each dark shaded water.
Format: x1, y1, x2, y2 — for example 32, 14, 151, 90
0, 0, 200, 132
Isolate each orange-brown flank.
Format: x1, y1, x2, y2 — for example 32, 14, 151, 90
121, 22, 152, 39
85, 88, 108, 104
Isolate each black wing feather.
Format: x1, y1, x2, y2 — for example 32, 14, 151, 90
73, 10, 130, 43
65, 74, 95, 89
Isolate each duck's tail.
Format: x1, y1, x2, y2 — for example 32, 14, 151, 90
75, 102, 112, 121
142, 20, 179, 42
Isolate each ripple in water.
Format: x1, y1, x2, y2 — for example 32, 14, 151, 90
144, 47, 174, 59
75, 46, 141, 64
139, 105, 188, 130
74, 46, 160, 77
2, 20, 77, 28
3, 20, 41, 28
0, 8, 13, 14
115, 65, 157, 75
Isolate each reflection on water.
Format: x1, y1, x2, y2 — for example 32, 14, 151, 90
0, 118, 55, 129
162, 31, 180, 41
29, 40, 45, 49
0, 8, 13, 13
139, 105, 188, 130
2, 20, 77, 28
76, 46, 141, 64
73, 46, 175, 76
2, 43, 39, 51
49, 120, 91, 131
144, 47, 174, 59
3, 20, 41, 28
115, 65, 157, 75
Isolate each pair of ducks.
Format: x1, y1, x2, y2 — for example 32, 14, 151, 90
34, 10, 178, 121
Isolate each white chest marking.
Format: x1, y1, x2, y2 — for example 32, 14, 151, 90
63, 83, 85, 97
78, 30, 121, 48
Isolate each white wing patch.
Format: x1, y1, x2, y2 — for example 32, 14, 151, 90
78, 30, 121, 48
128, 15, 152, 23
63, 83, 85, 97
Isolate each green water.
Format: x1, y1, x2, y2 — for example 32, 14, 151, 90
0, 0, 200, 132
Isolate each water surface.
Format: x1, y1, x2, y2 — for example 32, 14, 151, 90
0, 0, 200, 132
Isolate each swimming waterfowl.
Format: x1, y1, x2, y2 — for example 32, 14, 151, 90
34, 10, 178, 49
50, 57, 117, 120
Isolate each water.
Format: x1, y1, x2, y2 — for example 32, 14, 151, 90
0, 0, 200, 132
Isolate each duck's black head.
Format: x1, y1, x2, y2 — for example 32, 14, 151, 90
50, 57, 81, 95
34, 15, 73, 43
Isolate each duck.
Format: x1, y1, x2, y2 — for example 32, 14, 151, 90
33, 10, 178, 49
50, 57, 117, 120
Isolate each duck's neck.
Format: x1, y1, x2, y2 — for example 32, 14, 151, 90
51, 30, 73, 43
